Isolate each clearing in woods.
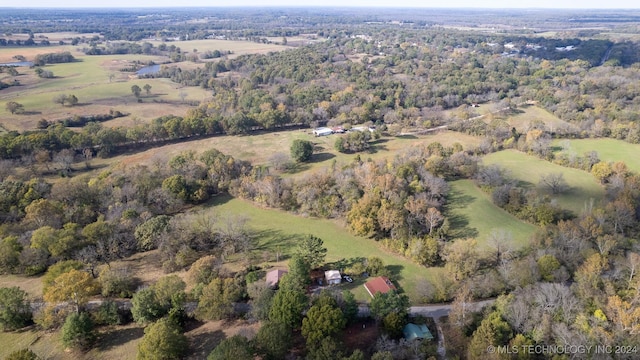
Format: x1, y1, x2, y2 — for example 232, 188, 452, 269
482, 149, 605, 214
445, 179, 538, 249
554, 138, 640, 173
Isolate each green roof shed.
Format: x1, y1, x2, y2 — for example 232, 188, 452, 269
403, 323, 434, 341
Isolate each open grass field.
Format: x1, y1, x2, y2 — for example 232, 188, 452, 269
495, 105, 570, 133
1, 54, 208, 130
1, 38, 291, 131
92, 130, 481, 181
445, 179, 538, 250
483, 150, 605, 214
200, 195, 444, 303
553, 138, 640, 173
146, 39, 289, 58
0, 44, 81, 64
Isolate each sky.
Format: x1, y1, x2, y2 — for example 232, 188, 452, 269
9, 0, 640, 9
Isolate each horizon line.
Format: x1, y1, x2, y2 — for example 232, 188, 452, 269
2, 6, 639, 10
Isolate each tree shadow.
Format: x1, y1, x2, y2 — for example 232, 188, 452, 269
396, 134, 417, 139
387, 264, 404, 282
369, 138, 390, 145
251, 228, 299, 254
445, 188, 479, 239
186, 329, 226, 359
330, 257, 366, 272
21, 111, 42, 115
202, 193, 234, 208
368, 144, 388, 154
446, 188, 475, 210
96, 326, 145, 352
309, 152, 336, 164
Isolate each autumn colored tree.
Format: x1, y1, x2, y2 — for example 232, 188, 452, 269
43, 269, 100, 313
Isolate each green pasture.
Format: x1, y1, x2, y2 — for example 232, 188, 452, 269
200, 195, 444, 304
445, 179, 538, 250
554, 138, 640, 173
483, 150, 605, 214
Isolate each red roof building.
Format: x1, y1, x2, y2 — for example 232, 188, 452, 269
363, 276, 397, 298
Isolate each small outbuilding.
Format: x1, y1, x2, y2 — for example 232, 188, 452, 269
324, 270, 342, 285
312, 127, 333, 136
266, 269, 288, 287
403, 323, 434, 341
363, 276, 397, 298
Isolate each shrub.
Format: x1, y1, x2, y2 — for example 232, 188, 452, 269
4, 349, 41, 360
99, 266, 137, 298
91, 301, 123, 326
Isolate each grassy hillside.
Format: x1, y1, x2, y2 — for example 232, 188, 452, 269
483, 150, 605, 214
554, 138, 640, 173
201, 195, 444, 303
504, 105, 570, 132
445, 179, 538, 249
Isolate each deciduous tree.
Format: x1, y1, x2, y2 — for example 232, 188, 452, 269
5, 101, 24, 114
131, 85, 142, 98
44, 269, 100, 313
195, 277, 243, 320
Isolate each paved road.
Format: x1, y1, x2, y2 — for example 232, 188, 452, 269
357, 299, 495, 318
409, 299, 495, 318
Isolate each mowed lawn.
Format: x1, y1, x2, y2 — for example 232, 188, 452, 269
445, 179, 538, 249
554, 138, 640, 173
483, 150, 605, 214
200, 195, 444, 303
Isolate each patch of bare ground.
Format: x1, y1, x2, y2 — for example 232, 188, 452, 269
0, 274, 44, 298
107, 250, 189, 288
184, 319, 260, 359
342, 318, 380, 355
